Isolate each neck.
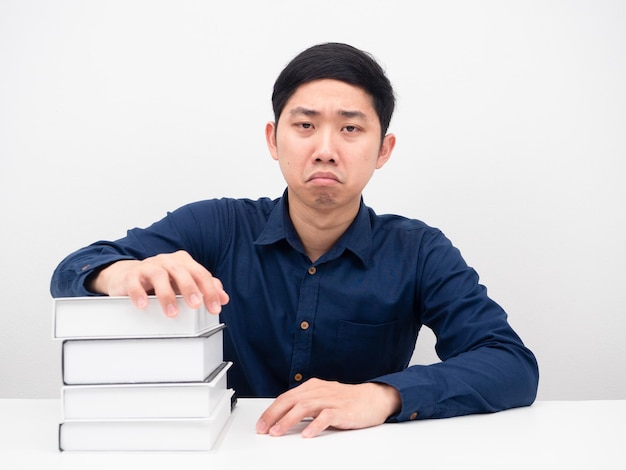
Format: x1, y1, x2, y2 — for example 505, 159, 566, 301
287, 193, 360, 263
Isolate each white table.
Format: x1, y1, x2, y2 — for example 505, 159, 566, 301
0, 399, 624, 469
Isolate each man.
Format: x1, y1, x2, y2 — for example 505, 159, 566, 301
51, 42, 539, 438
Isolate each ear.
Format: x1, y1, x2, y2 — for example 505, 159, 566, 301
265, 121, 279, 161
375, 133, 396, 169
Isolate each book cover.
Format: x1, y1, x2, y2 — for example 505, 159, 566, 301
61, 362, 232, 419
53, 295, 220, 339
62, 325, 225, 385
59, 389, 234, 452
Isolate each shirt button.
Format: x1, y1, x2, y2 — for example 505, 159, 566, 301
308, 266, 317, 275
300, 321, 309, 330
409, 412, 419, 420
294, 373, 303, 382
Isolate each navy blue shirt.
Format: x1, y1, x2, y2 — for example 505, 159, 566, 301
51, 192, 538, 421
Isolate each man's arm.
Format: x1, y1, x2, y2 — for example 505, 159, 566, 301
374, 229, 539, 422
256, 229, 538, 436
50, 201, 230, 316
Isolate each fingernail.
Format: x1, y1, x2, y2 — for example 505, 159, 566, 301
209, 302, 221, 314
190, 293, 201, 307
256, 419, 267, 434
166, 304, 178, 317
269, 423, 281, 436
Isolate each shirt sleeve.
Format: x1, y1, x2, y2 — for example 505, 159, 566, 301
372, 229, 539, 421
49, 200, 228, 297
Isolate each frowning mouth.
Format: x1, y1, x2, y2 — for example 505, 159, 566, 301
307, 172, 341, 184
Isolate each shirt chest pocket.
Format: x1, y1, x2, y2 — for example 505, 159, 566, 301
324, 319, 402, 383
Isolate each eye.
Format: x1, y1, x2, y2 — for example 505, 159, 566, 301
298, 122, 313, 129
343, 125, 359, 133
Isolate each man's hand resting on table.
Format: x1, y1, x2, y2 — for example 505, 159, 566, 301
256, 378, 402, 438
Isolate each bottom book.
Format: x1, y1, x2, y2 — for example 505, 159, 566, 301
59, 389, 235, 452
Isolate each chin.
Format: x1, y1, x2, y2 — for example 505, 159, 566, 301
314, 193, 337, 206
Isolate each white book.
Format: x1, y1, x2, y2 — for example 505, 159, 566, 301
53, 295, 220, 339
62, 325, 224, 385
59, 389, 234, 452
62, 362, 232, 419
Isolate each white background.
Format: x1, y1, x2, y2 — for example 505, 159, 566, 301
1, 0, 624, 400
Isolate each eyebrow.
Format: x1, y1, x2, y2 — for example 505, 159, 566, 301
289, 106, 368, 120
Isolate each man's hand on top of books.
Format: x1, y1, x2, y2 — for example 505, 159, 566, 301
86, 250, 230, 317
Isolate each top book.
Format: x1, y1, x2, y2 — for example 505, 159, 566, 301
53, 296, 220, 339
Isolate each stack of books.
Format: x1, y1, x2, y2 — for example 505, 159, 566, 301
52, 295, 234, 452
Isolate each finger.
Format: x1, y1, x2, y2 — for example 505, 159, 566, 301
301, 408, 335, 438
150, 274, 180, 317
123, 267, 154, 311
162, 261, 204, 310
195, 273, 229, 314
159, 250, 229, 315
256, 392, 299, 435
256, 378, 327, 433
212, 277, 230, 306
257, 391, 319, 437
268, 402, 315, 437
131, 258, 179, 317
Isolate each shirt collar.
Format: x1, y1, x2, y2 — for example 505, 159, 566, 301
254, 189, 372, 267
253, 189, 293, 246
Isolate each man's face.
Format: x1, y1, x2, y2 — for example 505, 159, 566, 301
266, 79, 395, 214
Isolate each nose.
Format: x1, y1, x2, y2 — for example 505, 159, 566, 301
312, 128, 337, 163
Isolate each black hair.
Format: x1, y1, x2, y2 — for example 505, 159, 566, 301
271, 42, 396, 138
